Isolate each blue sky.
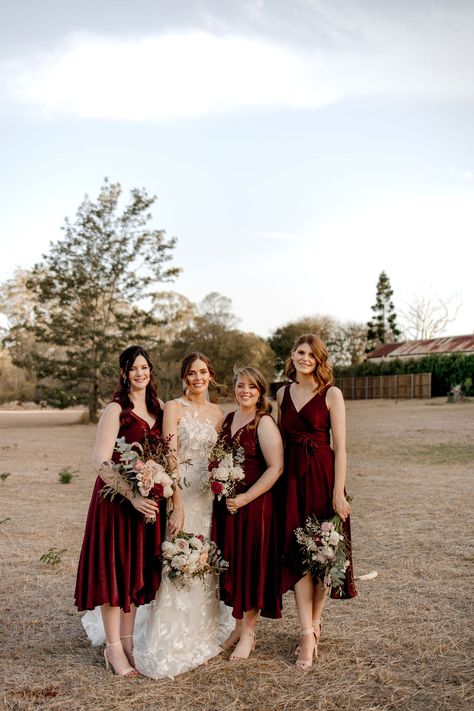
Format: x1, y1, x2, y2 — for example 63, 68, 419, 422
1, 0, 473, 337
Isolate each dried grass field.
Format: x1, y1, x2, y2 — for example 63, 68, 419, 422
1, 399, 473, 711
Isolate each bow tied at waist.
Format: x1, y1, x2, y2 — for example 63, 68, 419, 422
290, 432, 330, 477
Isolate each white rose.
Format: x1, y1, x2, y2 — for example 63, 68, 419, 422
162, 541, 175, 556
163, 485, 174, 498
175, 538, 190, 554
152, 464, 167, 482
231, 466, 245, 481
214, 467, 229, 481
329, 531, 341, 546
171, 555, 185, 569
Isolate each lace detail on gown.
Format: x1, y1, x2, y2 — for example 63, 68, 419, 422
132, 402, 234, 678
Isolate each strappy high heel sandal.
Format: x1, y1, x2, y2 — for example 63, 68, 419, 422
295, 628, 317, 670
120, 634, 135, 667
294, 619, 322, 656
104, 641, 139, 678
229, 629, 256, 661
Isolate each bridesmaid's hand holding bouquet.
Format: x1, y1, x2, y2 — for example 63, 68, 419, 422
100, 434, 178, 522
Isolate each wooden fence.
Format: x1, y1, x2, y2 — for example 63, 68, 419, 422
335, 373, 431, 400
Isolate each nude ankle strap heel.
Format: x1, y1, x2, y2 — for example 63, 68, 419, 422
104, 641, 139, 678
295, 628, 317, 670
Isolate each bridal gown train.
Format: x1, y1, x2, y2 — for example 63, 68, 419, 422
81, 399, 234, 678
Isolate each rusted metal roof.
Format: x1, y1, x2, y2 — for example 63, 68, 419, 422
367, 335, 474, 359
367, 343, 400, 358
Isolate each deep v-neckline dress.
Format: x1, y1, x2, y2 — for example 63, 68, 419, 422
75, 405, 166, 612
212, 411, 282, 619
279, 384, 357, 599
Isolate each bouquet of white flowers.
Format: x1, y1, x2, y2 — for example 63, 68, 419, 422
161, 531, 229, 590
204, 440, 245, 501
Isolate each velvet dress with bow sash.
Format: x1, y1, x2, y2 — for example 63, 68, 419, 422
212, 412, 282, 619
279, 384, 357, 599
74, 405, 167, 613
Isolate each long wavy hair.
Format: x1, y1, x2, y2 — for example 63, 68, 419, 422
180, 352, 220, 394
284, 334, 334, 391
112, 345, 162, 423
233, 366, 272, 429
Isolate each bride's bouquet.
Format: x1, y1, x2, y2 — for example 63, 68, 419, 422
203, 439, 245, 501
100, 434, 177, 522
161, 531, 229, 590
295, 507, 351, 593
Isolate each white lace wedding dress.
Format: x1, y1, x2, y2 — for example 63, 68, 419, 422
81, 400, 234, 679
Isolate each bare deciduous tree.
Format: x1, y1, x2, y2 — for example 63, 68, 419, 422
400, 293, 462, 340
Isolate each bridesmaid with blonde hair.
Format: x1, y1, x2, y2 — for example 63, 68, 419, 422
213, 366, 284, 660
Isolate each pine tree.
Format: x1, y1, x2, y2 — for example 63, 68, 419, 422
366, 271, 401, 353
21, 179, 180, 420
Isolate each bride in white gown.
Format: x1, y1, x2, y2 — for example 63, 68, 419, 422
82, 352, 234, 678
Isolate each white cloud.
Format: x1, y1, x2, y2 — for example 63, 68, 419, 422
1, 4, 473, 122
0, 32, 339, 120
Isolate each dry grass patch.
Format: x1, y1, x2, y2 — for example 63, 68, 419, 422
0, 400, 473, 710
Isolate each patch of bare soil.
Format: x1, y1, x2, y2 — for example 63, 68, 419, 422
0, 399, 473, 710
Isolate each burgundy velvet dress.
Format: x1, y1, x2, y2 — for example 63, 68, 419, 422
212, 412, 282, 619
279, 384, 357, 599
74, 407, 167, 613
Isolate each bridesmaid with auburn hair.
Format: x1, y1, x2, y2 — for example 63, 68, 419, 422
75, 345, 167, 678
277, 334, 356, 670
213, 367, 284, 660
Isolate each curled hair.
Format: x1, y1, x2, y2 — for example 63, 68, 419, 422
180, 352, 221, 393
284, 334, 334, 391
112, 345, 162, 423
233, 366, 272, 429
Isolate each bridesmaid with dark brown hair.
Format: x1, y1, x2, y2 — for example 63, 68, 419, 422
75, 345, 167, 677
277, 334, 357, 670
213, 367, 284, 660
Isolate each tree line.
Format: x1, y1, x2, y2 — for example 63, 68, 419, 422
0, 180, 463, 418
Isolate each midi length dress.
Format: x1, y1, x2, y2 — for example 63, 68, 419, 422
279, 384, 357, 599
213, 412, 282, 619
74, 407, 167, 613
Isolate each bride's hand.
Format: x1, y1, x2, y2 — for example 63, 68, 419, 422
226, 494, 248, 515
168, 506, 184, 537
